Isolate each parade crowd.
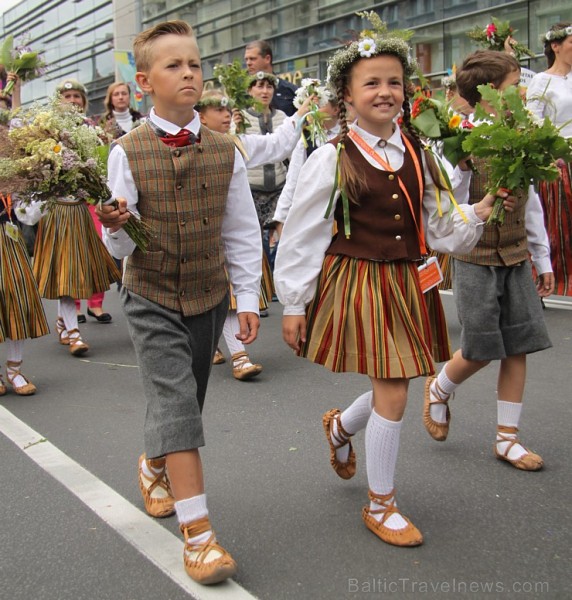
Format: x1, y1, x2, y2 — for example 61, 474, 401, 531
1, 13, 571, 587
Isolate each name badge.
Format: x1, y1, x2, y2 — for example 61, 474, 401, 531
5, 221, 20, 242
418, 256, 443, 293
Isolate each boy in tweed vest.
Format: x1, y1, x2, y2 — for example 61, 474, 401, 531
96, 20, 262, 585
423, 50, 554, 471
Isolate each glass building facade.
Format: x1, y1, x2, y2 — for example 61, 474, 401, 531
2, 0, 571, 113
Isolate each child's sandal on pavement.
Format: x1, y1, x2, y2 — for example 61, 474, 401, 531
495, 426, 543, 471
68, 329, 89, 356
6, 360, 36, 396
180, 516, 237, 585
56, 317, 70, 345
322, 408, 356, 479
213, 348, 225, 365
137, 454, 175, 518
423, 376, 451, 441
362, 489, 423, 547
231, 351, 262, 381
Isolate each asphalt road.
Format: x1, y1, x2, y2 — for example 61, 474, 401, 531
1, 289, 570, 600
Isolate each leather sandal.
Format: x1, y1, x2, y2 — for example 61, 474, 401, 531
362, 489, 423, 547
56, 317, 70, 345
423, 376, 451, 442
322, 408, 356, 480
0, 375, 7, 396
495, 426, 543, 471
180, 516, 237, 585
6, 360, 36, 396
231, 351, 262, 381
212, 348, 226, 365
138, 454, 175, 518
68, 329, 89, 356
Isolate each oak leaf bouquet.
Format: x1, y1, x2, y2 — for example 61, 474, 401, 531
462, 85, 572, 224
0, 99, 152, 251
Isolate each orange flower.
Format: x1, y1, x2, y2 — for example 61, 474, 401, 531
448, 114, 462, 129
53, 144, 61, 153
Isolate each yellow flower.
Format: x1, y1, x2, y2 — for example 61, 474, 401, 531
53, 144, 62, 153
448, 114, 462, 129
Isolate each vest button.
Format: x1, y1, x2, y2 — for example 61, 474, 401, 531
173, 150, 181, 157
204, 253, 210, 259
180, 220, 186, 226
203, 217, 209, 225
181, 257, 187, 263
204, 287, 211, 293
394, 214, 401, 221
180, 290, 185, 296
392, 193, 399, 200
395, 235, 402, 241
515, 241, 521, 246
388, 174, 395, 181
198, 146, 204, 153
202, 182, 208, 189
176, 184, 183, 190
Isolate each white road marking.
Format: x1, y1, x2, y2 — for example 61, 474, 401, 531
0, 405, 258, 600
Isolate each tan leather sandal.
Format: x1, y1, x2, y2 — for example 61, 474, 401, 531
322, 408, 356, 480
213, 348, 225, 365
6, 360, 36, 396
68, 329, 89, 356
0, 374, 7, 396
495, 426, 543, 471
137, 454, 175, 518
180, 516, 237, 585
362, 489, 423, 547
56, 317, 70, 345
231, 351, 262, 381
423, 376, 451, 442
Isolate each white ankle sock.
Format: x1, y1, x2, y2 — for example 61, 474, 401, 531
497, 400, 527, 461
175, 494, 212, 546
141, 457, 164, 479
334, 391, 373, 463
365, 410, 407, 530
430, 367, 457, 424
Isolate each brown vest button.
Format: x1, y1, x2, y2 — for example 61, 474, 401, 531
203, 217, 209, 225
198, 146, 204, 153
173, 150, 181, 157
394, 214, 401, 221
204, 253, 210, 259
388, 174, 395, 181
392, 193, 399, 199
176, 184, 183, 190
181, 257, 187, 263
179, 290, 185, 296
204, 287, 211, 293
180, 220, 186, 226
202, 182, 208, 189
395, 235, 402, 241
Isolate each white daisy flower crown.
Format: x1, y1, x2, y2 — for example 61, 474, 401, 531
543, 25, 572, 43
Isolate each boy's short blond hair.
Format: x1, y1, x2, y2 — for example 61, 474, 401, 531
134, 20, 195, 72
456, 50, 520, 107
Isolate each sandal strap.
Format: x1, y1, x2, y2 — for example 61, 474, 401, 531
331, 411, 352, 447
431, 380, 452, 405
6, 360, 22, 370
367, 489, 399, 524
231, 351, 250, 367
180, 516, 212, 540
496, 426, 520, 458
142, 458, 173, 496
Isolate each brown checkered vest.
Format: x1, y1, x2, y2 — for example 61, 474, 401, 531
326, 134, 424, 261
453, 160, 528, 266
116, 122, 235, 316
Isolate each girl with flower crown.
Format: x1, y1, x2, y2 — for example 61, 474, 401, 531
0, 72, 49, 396
526, 22, 572, 296
196, 88, 314, 379
274, 18, 514, 547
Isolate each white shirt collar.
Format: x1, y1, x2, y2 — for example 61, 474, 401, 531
350, 120, 404, 151
149, 107, 201, 135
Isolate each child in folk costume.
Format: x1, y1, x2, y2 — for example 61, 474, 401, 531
274, 28, 514, 546
196, 88, 311, 379
424, 51, 553, 470
97, 21, 261, 585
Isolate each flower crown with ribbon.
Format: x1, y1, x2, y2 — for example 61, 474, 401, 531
326, 11, 416, 87
543, 25, 572, 43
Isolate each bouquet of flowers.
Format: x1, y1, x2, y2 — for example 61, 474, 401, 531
0, 100, 152, 250
467, 18, 534, 61
462, 84, 572, 224
410, 92, 474, 168
293, 78, 333, 147
0, 34, 48, 95
213, 59, 262, 134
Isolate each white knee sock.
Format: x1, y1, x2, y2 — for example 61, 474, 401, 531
59, 296, 79, 333
430, 366, 458, 423
333, 391, 373, 463
221, 312, 246, 357
5, 339, 27, 388
365, 410, 407, 530
497, 400, 527, 460
175, 494, 212, 545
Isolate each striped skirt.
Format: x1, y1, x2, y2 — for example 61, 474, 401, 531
300, 255, 451, 379
539, 160, 572, 296
0, 223, 50, 342
33, 201, 121, 299
228, 252, 273, 311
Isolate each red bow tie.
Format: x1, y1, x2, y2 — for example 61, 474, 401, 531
159, 129, 200, 147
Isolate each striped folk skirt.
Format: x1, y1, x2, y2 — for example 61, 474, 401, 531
539, 160, 572, 296
33, 201, 121, 299
0, 222, 50, 342
300, 255, 451, 379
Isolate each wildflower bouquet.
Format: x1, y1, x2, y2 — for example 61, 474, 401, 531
467, 18, 534, 61
410, 92, 474, 168
0, 100, 152, 250
293, 78, 332, 147
0, 34, 48, 95
213, 59, 262, 134
462, 84, 572, 224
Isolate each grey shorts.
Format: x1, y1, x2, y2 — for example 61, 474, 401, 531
121, 287, 228, 458
452, 259, 552, 361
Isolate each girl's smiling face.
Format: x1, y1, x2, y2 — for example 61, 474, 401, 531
344, 55, 404, 138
